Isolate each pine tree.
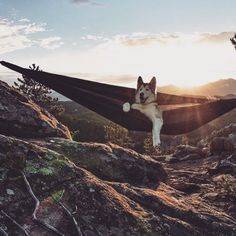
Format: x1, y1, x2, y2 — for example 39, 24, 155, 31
13, 64, 64, 116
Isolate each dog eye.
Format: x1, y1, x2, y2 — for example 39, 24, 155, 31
146, 89, 149, 91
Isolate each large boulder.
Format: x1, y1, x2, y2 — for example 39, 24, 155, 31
31, 138, 167, 186
1, 134, 236, 236
210, 137, 235, 154
0, 80, 71, 139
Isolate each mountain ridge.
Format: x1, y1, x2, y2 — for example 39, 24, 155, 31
157, 78, 236, 97
52, 78, 236, 101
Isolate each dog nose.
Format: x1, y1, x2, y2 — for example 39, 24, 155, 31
140, 92, 144, 99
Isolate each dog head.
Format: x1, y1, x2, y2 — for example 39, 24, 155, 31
135, 76, 157, 104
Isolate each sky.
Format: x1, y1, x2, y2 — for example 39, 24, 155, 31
0, 0, 236, 88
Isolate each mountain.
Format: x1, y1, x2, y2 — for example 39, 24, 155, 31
157, 78, 236, 97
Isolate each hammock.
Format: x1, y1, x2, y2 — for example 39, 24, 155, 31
1, 61, 236, 135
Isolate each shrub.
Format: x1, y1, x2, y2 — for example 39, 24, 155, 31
213, 174, 236, 199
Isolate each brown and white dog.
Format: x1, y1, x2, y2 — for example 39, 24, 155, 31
123, 76, 163, 147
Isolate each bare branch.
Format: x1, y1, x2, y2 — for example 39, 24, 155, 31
52, 196, 83, 236
0, 224, 8, 236
0, 210, 29, 236
21, 171, 64, 236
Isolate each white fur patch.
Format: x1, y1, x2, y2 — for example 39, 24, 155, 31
129, 102, 163, 147
152, 118, 163, 147
123, 102, 131, 112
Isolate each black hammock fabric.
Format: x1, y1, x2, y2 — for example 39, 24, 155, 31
1, 61, 236, 135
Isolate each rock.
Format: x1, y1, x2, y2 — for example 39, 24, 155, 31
0, 80, 71, 139
224, 139, 235, 152
32, 138, 167, 186
168, 145, 204, 163
202, 147, 210, 156
6, 189, 15, 195
203, 192, 219, 200
170, 182, 201, 194
210, 137, 235, 154
174, 145, 205, 158
197, 123, 236, 152
153, 155, 167, 162
1, 135, 236, 235
181, 153, 202, 161
229, 133, 236, 145
208, 153, 236, 176
228, 205, 236, 214
109, 182, 236, 236
169, 153, 203, 163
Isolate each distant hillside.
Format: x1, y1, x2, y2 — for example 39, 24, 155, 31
157, 78, 236, 97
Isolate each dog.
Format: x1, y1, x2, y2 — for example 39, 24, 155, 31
123, 76, 163, 147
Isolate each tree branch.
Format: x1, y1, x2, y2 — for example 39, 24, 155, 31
1, 210, 29, 236
0, 224, 8, 236
52, 196, 83, 236
21, 171, 64, 236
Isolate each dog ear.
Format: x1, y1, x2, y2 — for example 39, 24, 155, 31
149, 77, 156, 92
137, 76, 143, 88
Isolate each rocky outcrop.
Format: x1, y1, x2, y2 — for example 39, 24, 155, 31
0, 81, 71, 139
1, 79, 236, 235
31, 138, 167, 186
1, 134, 236, 236
198, 123, 236, 149
166, 145, 205, 163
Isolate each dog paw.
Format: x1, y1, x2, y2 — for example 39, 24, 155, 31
153, 144, 161, 151
153, 141, 161, 148
123, 102, 130, 112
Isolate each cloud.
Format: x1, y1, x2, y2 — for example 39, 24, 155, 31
121, 33, 181, 46
83, 32, 233, 47
0, 18, 63, 54
80, 32, 204, 47
72, 0, 90, 3
198, 32, 235, 43
0, 19, 40, 54
44, 31, 235, 87
4, 30, 235, 88
24, 22, 46, 34
18, 18, 30, 23
96, 74, 136, 85
71, 0, 102, 6
39, 37, 64, 50
80, 34, 108, 41
80, 33, 179, 45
